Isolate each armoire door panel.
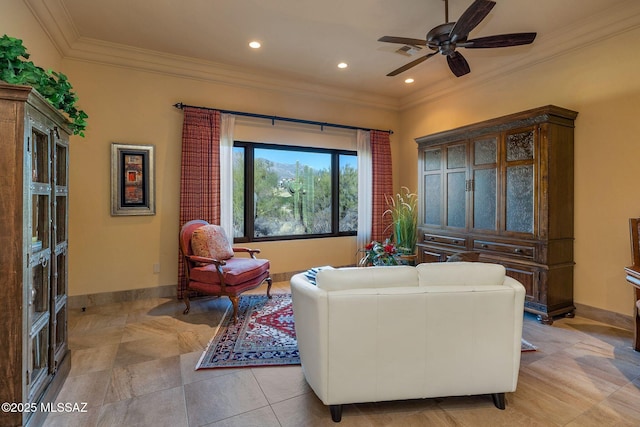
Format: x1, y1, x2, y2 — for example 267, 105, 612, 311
473, 168, 497, 231
447, 171, 466, 228
505, 164, 534, 234
423, 174, 442, 226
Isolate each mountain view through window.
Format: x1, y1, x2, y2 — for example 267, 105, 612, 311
233, 144, 357, 240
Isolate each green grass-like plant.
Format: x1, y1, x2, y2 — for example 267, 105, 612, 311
0, 35, 87, 136
383, 186, 418, 255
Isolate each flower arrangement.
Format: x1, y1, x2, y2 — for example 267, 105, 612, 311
358, 239, 400, 266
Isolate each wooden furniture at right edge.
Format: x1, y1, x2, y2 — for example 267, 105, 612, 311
624, 218, 640, 352
416, 105, 578, 324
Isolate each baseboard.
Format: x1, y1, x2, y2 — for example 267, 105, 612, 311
270, 271, 302, 283
67, 269, 345, 309
574, 302, 634, 331
68, 284, 176, 310
271, 265, 354, 283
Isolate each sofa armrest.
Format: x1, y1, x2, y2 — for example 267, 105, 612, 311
290, 274, 329, 401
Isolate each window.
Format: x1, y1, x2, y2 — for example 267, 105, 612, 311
233, 142, 357, 241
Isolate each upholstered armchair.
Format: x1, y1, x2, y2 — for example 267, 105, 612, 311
179, 220, 272, 323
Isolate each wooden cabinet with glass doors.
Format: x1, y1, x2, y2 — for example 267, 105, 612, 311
415, 105, 578, 324
0, 83, 71, 427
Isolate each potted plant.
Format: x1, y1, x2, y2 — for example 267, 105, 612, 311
0, 35, 88, 136
383, 186, 418, 263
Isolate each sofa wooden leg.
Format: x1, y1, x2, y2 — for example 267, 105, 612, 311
329, 405, 342, 422
492, 393, 506, 410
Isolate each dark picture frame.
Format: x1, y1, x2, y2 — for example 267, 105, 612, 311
111, 143, 155, 216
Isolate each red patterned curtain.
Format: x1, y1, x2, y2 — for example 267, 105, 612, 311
370, 130, 393, 242
178, 107, 221, 298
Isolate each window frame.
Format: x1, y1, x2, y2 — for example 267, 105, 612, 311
233, 141, 357, 243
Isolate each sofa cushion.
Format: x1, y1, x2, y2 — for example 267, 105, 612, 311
316, 266, 418, 291
190, 225, 234, 260
417, 262, 506, 287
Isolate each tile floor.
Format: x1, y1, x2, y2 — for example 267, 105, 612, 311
43, 282, 640, 426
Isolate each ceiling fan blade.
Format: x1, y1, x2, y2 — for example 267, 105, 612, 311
461, 32, 537, 48
446, 51, 471, 77
450, 0, 496, 43
378, 36, 427, 46
387, 52, 437, 76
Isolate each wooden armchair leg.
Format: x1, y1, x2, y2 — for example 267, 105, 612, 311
183, 294, 191, 315
266, 277, 273, 299
229, 295, 239, 324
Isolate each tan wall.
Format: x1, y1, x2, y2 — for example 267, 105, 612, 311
59, 60, 398, 296
1, 0, 62, 69
398, 26, 640, 317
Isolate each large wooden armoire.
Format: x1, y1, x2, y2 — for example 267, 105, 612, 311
0, 83, 71, 426
415, 105, 578, 324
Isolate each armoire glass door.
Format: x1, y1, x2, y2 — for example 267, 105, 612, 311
445, 143, 467, 228
28, 123, 52, 400
471, 136, 498, 232
422, 147, 442, 226
504, 128, 536, 234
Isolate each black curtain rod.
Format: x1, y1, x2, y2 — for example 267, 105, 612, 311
173, 102, 393, 135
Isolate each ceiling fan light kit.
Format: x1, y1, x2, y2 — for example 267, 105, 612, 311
379, 0, 536, 78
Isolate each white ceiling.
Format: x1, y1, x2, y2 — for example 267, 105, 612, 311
26, 0, 640, 108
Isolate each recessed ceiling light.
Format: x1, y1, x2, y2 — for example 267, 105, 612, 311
404, 78, 415, 84
337, 62, 348, 69
249, 41, 261, 49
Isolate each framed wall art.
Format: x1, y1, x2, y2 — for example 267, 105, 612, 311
110, 143, 155, 216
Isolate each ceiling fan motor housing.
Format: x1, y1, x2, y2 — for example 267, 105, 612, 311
427, 23, 462, 56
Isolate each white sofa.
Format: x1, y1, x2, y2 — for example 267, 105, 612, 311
290, 262, 526, 422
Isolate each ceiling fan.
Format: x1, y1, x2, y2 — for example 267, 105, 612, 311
378, 0, 536, 77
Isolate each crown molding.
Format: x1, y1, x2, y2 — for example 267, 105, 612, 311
68, 37, 401, 111
24, 0, 78, 56
24, 0, 401, 112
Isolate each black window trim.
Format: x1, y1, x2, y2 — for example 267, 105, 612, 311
234, 141, 357, 243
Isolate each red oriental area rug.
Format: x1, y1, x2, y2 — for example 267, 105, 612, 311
520, 338, 538, 352
196, 293, 300, 369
